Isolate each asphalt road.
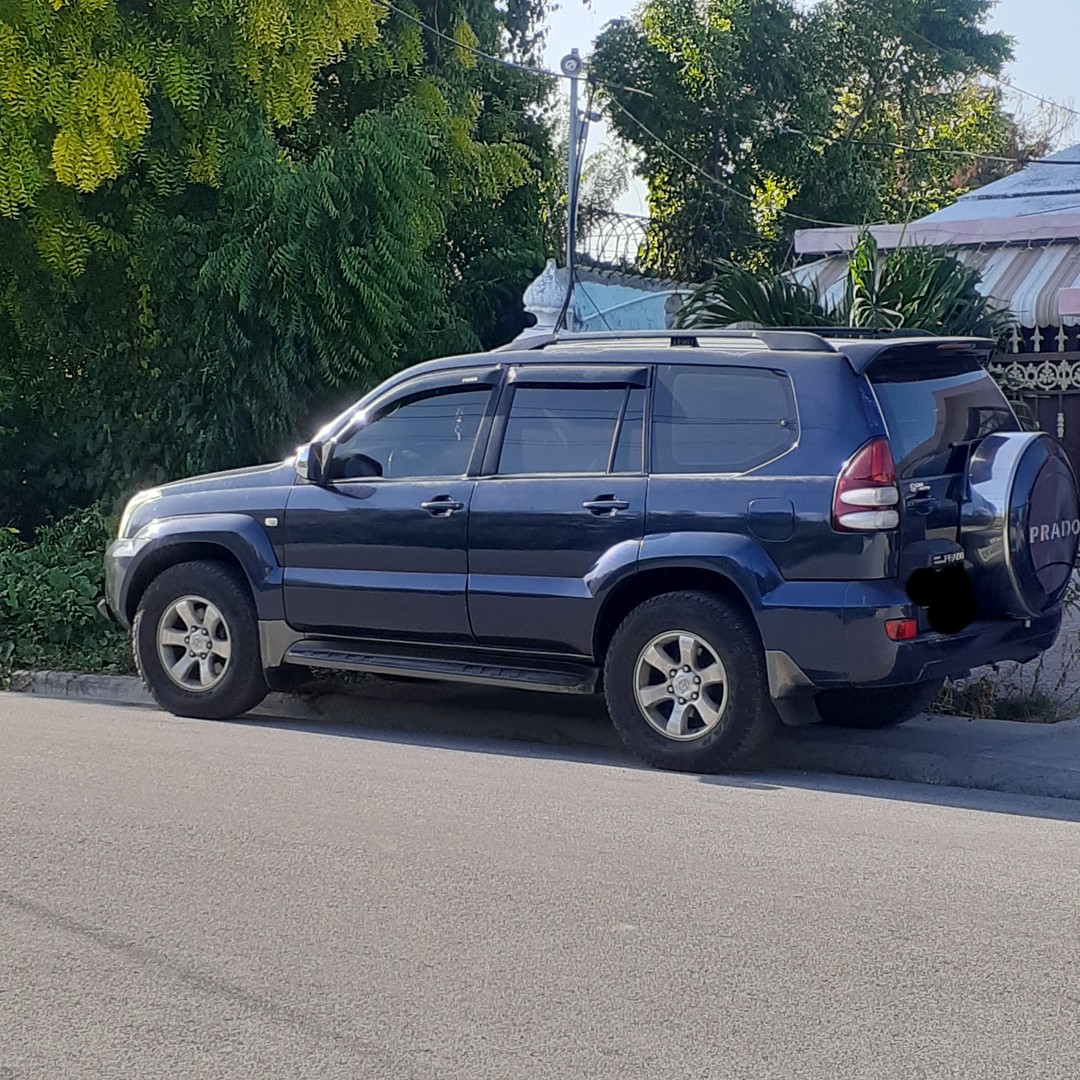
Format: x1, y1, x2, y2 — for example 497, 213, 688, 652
3, 697, 1080, 1080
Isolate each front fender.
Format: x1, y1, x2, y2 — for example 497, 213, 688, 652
107, 513, 284, 624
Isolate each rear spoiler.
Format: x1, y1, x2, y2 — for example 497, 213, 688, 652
837, 337, 997, 377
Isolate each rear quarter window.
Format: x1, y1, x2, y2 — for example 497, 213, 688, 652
869, 362, 1018, 479
652, 365, 798, 475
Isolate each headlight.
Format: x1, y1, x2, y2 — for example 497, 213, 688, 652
117, 488, 161, 539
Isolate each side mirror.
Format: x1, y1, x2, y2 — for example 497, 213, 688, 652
295, 442, 325, 484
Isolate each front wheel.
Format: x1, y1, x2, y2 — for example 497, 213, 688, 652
133, 560, 268, 720
815, 680, 944, 730
603, 590, 778, 773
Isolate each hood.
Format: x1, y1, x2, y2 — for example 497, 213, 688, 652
120, 459, 298, 539
156, 459, 297, 497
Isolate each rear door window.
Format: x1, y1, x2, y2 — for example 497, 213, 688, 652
869, 357, 1018, 479
496, 385, 646, 475
651, 365, 797, 475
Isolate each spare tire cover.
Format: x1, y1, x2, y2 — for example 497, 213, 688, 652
962, 432, 1080, 619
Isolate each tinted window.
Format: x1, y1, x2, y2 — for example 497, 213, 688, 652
871, 368, 1018, 478
652, 366, 796, 474
329, 386, 490, 480
498, 386, 643, 475
613, 388, 646, 473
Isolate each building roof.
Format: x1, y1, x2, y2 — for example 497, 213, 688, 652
790, 144, 1080, 330
795, 143, 1080, 255
918, 143, 1080, 224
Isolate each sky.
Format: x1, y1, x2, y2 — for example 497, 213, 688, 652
541, 0, 1080, 214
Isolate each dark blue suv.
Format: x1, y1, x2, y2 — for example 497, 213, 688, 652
103, 329, 1080, 772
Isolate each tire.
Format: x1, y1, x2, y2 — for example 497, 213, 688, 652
133, 560, 268, 720
603, 590, 778, 773
815, 679, 943, 730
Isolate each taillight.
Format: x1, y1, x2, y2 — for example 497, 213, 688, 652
833, 437, 900, 532
885, 618, 918, 642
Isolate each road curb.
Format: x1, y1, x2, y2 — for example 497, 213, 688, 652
6, 670, 621, 751
7, 670, 1080, 801
9, 670, 154, 708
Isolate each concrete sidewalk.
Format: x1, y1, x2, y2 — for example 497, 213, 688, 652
8, 669, 1080, 801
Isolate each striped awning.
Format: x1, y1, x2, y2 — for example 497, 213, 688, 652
792, 241, 1080, 330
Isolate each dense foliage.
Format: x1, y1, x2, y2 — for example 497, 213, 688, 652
592, 0, 1041, 275
677, 231, 1014, 342
1, 0, 556, 532
0, 506, 130, 679
0, 0, 383, 221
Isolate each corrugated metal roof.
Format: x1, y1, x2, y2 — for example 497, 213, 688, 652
791, 241, 1080, 329
795, 144, 1080, 253
919, 144, 1080, 224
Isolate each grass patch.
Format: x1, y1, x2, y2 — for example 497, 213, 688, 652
935, 677, 1065, 723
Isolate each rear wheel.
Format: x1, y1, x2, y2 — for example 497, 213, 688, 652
134, 560, 268, 720
815, 679, 943, 730
604, 591, 778, 773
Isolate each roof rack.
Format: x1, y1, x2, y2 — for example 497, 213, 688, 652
498, 329, 839, 354
779, 327, 937, 340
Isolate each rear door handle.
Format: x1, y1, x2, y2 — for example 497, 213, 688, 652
582, 496, 630, 515
905, 496, 939, 517
420, 496, 465, 517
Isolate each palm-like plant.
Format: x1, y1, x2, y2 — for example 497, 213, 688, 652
677, 231, 1014, 344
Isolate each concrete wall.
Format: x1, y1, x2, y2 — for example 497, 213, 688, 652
517, 259, 690, 339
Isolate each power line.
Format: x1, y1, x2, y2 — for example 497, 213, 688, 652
754, 119, 1080, 168
889, 17, 1080, 121
374, 0, 1080, 232
993, 77, 1080, 121
605, 97, 862, 229
370, 0, 653, 98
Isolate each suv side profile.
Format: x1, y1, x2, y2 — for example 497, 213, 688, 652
103, 329, 1080, 772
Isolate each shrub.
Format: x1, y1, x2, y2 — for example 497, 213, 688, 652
932, 578, 1080, 723
0, 506, 131, 681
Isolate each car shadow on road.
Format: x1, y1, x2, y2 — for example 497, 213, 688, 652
228, 682, 1080, 824
700, 768, 1080, 822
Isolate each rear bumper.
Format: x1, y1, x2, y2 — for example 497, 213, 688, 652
758, 578, 1062, 694
858, 610, 1060, 689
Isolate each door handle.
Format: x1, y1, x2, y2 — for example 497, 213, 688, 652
582, 495, 630, 515
905, 496, 939, 517
420, 496, 465, 517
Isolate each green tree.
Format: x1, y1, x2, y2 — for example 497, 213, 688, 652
0, 0, 381, 214
0, 0, 557, 531
591, 0, 1033, 275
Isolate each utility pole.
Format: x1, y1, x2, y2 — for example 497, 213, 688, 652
560, 48, 584, 327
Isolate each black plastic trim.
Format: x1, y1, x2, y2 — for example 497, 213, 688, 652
283, 640, 601, 694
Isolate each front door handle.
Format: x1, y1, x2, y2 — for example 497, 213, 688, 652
582, 495, 630, 516
420, 496, 465, 517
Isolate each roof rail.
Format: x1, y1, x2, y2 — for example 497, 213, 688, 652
497, 329, 839, 354
778, 326, 938, 340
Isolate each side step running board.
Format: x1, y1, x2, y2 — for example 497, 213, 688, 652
283, 641, 600, 695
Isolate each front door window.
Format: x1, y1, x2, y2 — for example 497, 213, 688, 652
328, 388, 491, 482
